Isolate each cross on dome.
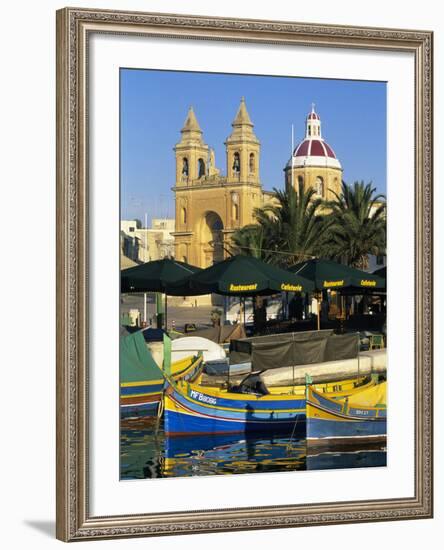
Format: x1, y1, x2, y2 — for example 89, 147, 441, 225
307, 103, 320, 121
306, 103, 321, 137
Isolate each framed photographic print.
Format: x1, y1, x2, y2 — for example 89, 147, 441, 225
56, 7, 433, 541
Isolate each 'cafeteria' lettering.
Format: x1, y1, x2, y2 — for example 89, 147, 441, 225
360, 279, 376, 287
281, 283, 302, 292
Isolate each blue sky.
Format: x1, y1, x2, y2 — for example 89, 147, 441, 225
120, 69, 386, 223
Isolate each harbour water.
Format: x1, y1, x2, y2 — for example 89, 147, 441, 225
120, 417, 386, 480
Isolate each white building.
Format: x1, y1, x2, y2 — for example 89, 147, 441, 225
367, 253, 386, 273
120, 218, 175, 263
366, 199, 386, 273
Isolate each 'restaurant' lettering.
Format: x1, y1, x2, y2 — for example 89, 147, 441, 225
323, 280, 344, 288
229, 283, 258, 292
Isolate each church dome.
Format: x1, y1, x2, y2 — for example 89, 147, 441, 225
290, 137, 341, 169
287, 105, 342, 170
306, 111, 320, 120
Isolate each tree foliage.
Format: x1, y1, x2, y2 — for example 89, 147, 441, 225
320, 181, 386, 269
230, 180, 386, 269
231, 181, 324, 267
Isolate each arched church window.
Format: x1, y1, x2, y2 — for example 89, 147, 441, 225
198, 158, 205, 178
297, 175, 304, 189
249, 153, 255, 173
182, 158, 189, 177
316, 176, 324, 196
232, 152, 240, 174
181, 207, 187, 225
232, 192, 239, 221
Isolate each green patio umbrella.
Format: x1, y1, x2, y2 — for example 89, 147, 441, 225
121, 258, 202, 328
121, 258, 202, 293
167, 255, 314, 296
289, 258, 385, 292
373, 266, 386, 279
290, 258, 385, 330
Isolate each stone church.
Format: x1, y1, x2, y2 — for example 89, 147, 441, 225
172, 99, 342, 268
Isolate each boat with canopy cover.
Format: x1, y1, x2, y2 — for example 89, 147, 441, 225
163, 374, 377, 436
120, 330, 203, 418
163, 332, 375, 435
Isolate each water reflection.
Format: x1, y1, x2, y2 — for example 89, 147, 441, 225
120, 418, 386, 480
306, 449, 386, 470
163, 433, 306, 477
120, 417, 164, 479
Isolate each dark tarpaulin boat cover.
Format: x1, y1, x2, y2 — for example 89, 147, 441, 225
121, 326, 167, 342
324, 333, 359, 362
230, 330, 332, 363
120, 330, 163, 384
230, 330, 359, 371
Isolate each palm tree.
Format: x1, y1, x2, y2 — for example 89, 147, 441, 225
262, 183, 325, 266
230, 181, 325, 266
229, 223, 275, 262
321, 181, 386, 269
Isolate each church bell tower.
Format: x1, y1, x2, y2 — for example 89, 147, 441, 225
172, 99, 265, 270
174, 107, 209, 186
225, 97, 261, 185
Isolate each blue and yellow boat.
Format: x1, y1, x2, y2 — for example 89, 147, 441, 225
306, 382, 387, 445
164, 381, 306, 436
163, 375, 376, 436
120, 330, 203, 418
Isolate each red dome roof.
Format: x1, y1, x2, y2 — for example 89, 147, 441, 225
307, 111, 320, 120
293, 138, 337, 159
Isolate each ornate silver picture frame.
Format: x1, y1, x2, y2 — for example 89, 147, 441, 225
56, 7, 433, 541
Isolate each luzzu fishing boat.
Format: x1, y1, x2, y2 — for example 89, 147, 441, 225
163, 375, 376, 436
120, 330, 203, 418
121, 354, 203, 418
306, 381, 387, 445
164, 380, 306, 436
